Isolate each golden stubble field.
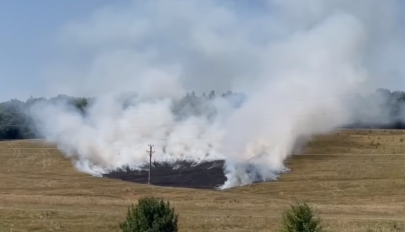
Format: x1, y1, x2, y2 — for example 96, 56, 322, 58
1, 129, 405, 232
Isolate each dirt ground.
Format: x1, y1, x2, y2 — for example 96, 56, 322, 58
0, 129, 405, 232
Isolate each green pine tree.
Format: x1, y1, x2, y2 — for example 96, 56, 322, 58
119, 196, 178, 232
279, 201, 325, 232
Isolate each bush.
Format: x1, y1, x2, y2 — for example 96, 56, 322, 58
279, 201, 324, 232
119, 196, 178, 232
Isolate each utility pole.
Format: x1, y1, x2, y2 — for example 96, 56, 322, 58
147, 144, 155, 184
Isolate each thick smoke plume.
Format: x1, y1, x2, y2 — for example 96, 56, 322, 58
29, 0, 405, 189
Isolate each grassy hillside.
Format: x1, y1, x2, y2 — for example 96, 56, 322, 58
1, 130, 405, 231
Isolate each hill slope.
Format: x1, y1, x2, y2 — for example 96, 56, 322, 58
0, 130, 405, 231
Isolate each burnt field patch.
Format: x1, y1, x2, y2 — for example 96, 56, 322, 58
103, 160, 227, 189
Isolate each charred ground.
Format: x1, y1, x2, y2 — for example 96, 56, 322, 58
103, 160, 227, 189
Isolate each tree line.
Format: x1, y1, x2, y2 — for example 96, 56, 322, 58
0, 91, 243, 140
0, 94, 90, 140
0, 89, 404, 141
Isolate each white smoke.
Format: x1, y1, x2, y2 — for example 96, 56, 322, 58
29, 0, 405, 189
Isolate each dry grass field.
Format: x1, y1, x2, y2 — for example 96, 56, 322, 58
1, 129, 405, 231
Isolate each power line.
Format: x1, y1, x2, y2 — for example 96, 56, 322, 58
147, 144, 155, 184
0, 123, 404, 143
0, 90, 374, 116
0, 114, 404, 144
0, 107, 404, 130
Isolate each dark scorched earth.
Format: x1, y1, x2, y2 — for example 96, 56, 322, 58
103, 160, 227, 189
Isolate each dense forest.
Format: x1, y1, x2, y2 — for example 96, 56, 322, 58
0, 94, 90, 140
0, 91, 244, 140
0, 88, 404, 141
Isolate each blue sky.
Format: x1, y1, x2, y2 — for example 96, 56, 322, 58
0, 0, 128, 101
0, 0, 267, 102
1, 0, 404, 102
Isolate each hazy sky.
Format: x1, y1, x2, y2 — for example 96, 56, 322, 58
0, 0, 127, 101
0, 0, 264, 101
1, 0, 405, 102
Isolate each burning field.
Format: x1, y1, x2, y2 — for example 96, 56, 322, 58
23, 0, 405, 191
3, 0, 405, 231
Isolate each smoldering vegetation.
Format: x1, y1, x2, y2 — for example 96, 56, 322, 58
1, 89, 405, 189
103, 160, 227, 189
0, 91, 245, 140
345, 89, 405, 129
2, 88, 405, 141
5, 0, 405, 189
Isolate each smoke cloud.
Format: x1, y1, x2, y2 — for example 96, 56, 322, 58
29, 0, 405, 189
